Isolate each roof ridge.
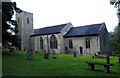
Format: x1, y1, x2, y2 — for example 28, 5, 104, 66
34, 23, 68, 30
74, 23, 103, 28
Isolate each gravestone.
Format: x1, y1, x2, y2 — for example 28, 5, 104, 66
44, 53, 49, 59
52, 52, 56, 59
73, 52, 77, 57
92, 56, 94, 59
27, 50, 33, 60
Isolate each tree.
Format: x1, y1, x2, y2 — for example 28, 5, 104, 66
109, 25, 120, 55
110, 0, 120, 55
2, 2, 22, 49
110, 0, 120, 24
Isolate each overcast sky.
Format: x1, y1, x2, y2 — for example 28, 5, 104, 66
12, 0, 118, 32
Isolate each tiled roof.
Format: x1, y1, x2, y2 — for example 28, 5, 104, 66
64, 23, 103, 37
31, 23, 67, 36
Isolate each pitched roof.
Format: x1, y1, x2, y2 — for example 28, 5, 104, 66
31, 23, 67, 36
64, 23, 103, 37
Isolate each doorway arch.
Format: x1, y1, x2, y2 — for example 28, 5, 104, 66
79, 46, 83, 55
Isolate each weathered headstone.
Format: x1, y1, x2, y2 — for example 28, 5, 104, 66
27, 50, 33, 60
44, 53, 49, 59
73, 52, 77, 57
52, 52, 56, 59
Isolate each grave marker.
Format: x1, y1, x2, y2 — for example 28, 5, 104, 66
92, 56, 94, 59
44, 53, 49, 59
52, 52, 56, 59
73, 52, 77, 57
27, 50, 33, 60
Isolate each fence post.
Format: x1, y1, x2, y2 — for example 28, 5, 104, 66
106, 54, 109, 64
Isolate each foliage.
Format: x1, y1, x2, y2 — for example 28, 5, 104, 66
2, 2, 22, 49
2, 49, 119, 76
109, 25, 120, 55
110, 0, 120, 24
110, 0, 120, 8
110, 0, 120, 55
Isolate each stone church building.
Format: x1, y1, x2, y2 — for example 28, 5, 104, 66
16, 11, 111, 55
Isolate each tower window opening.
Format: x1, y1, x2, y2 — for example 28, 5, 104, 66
27, 18, 29, 24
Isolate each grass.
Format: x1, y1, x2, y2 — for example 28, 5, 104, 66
2, 49, 120, 76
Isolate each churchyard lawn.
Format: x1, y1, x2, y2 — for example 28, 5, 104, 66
2, 49, 120, 76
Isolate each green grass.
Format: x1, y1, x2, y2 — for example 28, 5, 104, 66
2, 49, 120, 76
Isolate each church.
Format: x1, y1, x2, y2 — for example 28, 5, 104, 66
16, 11, 112, 55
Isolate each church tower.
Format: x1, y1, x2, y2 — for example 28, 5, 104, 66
16, 11, 34, 50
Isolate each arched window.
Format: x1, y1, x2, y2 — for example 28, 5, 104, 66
69, 40, 73, 48
86, 39, 90, 48
50, 35, 57, 49
40, 37, 43, 49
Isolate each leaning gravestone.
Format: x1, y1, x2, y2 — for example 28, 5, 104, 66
73, 52, 77, 57
44, 53, 49, 59
27, 50, 33, 60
